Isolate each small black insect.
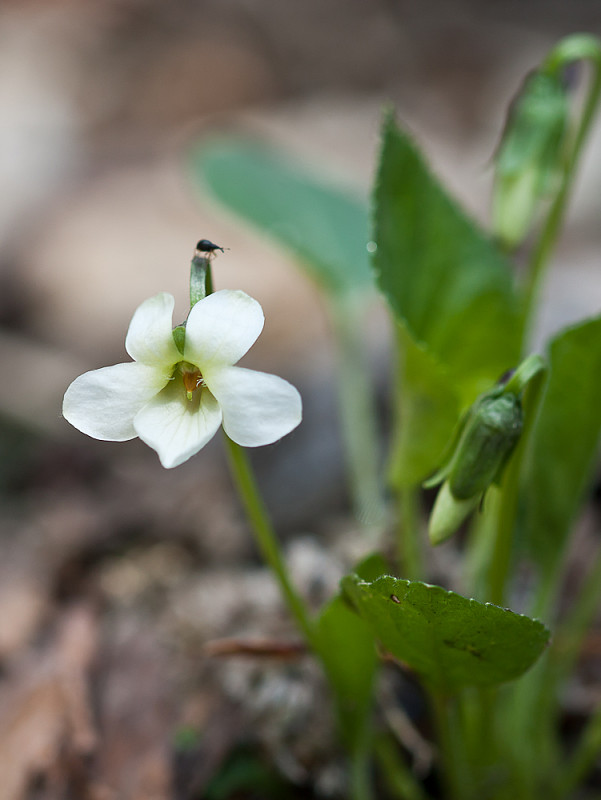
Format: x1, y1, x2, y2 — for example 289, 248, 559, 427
196, 239, 225, 255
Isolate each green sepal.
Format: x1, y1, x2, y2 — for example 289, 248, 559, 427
172, 325, 186, 356
422, 405, 471, 490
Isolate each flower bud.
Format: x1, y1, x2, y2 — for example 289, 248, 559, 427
427, 391, 523, 545
493, 71, 569, 248
429, 480, 480, 546
447, 392, 523, 500
426, 355, 544, 545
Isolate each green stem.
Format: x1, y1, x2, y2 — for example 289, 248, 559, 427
558, 702, 601, 798
387, 324, 426, 580
430, 692, 467, 800
553, 544, 601, 681
330, 295, 387, 533
487, 473, 518, 607
374, 735, 430, 800
464, 504, 496, 602
521, 35, 601, 334
457, 687, 496, 783
223, 435, 317, 648
472, 446, 522, 607
503, 660, 557, 800
397, 486, 423, 580
486, 366, 546, 605
516, 544, 601, 800
349, 746, 375, 800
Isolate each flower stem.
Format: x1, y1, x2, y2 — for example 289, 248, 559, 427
223, 435, 317, 648
484, 366, 546, 605
349, 746, 375, 800
521, 35, 601, 333
552, 543, 601, 679
397, 485, 423, 581
374, 734, 430, 800
487, 483, 517, 607
557, 700, 601, 797
430, 692, 467, 800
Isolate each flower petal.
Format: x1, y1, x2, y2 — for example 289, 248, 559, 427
205, 366, 302, 447
63, 362, 169, 441
133, 379, 222, 468
184, 290, 264, 370
125, 292, 182, 367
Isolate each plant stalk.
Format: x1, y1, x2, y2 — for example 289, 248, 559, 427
223, 435, 317, 648
398, 485, 423, 580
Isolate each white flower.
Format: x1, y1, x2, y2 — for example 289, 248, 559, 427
63, 290, 302, 468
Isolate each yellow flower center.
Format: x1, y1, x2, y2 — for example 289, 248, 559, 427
179, 362, 204, 401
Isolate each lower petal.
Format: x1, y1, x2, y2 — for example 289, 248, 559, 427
133, 379, 222, 468
205, 366, 302, 447
63, 362, 169, 441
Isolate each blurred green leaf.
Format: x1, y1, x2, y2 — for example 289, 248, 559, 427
373, 112, 521, 400
192, 140, 373, 295
523, 316, 601, 575
341, 574, 549, 691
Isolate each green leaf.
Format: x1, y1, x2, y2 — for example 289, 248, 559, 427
390, 322, 460, 487
316, 595, 378, 752
341, 574, 549, 691
373, 112, 521, 399
523, 316, 601, 575
191, 140, 373, 295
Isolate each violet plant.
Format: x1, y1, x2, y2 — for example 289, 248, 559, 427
64, 33, 601, 800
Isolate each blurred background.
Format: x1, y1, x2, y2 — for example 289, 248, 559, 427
1, 2, 601, 798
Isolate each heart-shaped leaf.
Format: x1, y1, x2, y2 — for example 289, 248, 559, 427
373, 112, 521, 401
342, 574, 549, 691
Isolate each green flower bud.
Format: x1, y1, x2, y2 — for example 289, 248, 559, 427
425, 355, 544, 545
448, 392, 523, 500
429, 480, 480, 546
427, 393, 523, 545
493, 71, 569, 247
